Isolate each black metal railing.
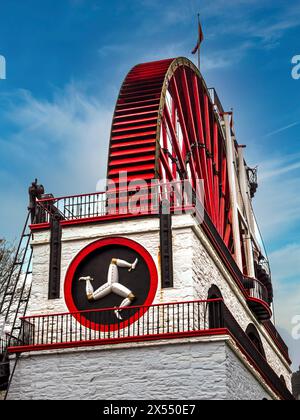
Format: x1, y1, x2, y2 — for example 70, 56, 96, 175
14, 299, 223, 350
33, 181, 202, 225
35, 191, 108, 223
208, 88, 224, 115
243, 276, 269, 305
0, 337, 10, 391
263, 321, 290, 362
7, 299, 294, 400
223, 306, 294, 401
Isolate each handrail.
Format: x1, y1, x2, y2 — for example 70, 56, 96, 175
20, 298, 223, 320
263, 320, 290, 363
223, 305, 293, 400
33, 180, 202, 224
243, 275, 269, 304
10, 300, 223, 352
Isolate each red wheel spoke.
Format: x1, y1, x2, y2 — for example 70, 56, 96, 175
213, 122, 220, 233
160, 148, 175, 181
203, 94, 216, 224
179, 69, 203, 185
169, 76, 197, 185
219, 153, 227, 237
191, 74, 214, 217
224, 222, 232, 248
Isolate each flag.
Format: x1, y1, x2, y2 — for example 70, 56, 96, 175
191, 16, 204, 55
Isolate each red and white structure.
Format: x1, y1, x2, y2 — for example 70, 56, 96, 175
0, 57, 294, 400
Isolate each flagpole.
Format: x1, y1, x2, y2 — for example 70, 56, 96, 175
191, 12, 203, 71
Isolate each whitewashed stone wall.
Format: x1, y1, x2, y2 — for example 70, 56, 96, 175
188, 221, 292, 388
27, 214, 292, 391
7, 338, 272, 401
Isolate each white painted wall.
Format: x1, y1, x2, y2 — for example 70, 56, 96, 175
7, 338, 274, 401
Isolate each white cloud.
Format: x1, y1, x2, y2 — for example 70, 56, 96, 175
252, 153, 300, 242
0, 85, 112, 194
269, 244, 300, 344
0, 84, 113, 239
249, 151, 300, 369
270, 244, 300, 284
270, 244, 300, 369
201, 42, 254, 71
199, 0, 300, 50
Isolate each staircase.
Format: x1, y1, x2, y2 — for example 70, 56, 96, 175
0, 210, 33, 397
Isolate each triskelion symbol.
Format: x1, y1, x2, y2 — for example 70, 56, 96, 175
79, 258, 138, 320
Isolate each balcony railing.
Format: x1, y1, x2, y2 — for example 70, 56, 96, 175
263, 321, 290, 363
7, 299, 293, 400
33, 181, 200, 225
35, 191, 108, 223
244, 276, 269, 303
243, 276, 271, 321
222, 305, 293, 401
9, 299, 224, 351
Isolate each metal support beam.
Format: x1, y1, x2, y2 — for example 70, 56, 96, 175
48, 217, 62, 300
160, 201, 174, 288
238, 146, 255, 277
223, 114, 243, 271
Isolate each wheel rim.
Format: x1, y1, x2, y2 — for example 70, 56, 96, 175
107, 57, 234, 254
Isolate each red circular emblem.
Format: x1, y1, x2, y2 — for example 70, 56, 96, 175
64, 237, 158, 331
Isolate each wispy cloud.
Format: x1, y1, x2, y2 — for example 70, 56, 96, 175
199, 0, 300, 50
251, 151, 300, 368
202, 41, 254, 71
269, 244, 300, 370
264, 122, 300, 139
0, 85, 113, 238
253, 153, 300, 242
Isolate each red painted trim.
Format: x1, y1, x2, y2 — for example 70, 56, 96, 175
212, 122, 220, 234
226, 330, 288, 400
60, 212, 159, 227
8, 329, 229, 354
30, 223, 51, 231
189, 75, 214, 220
203, 94, 216, 226
224, 222, 232, 248
219, 155, 227, 238
64, 237, 158, 332
170, 76, 197, 184
263, 323, 292, 364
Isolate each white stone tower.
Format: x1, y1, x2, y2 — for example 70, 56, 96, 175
1, 57, 294, 400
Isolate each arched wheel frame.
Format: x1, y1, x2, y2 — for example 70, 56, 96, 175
107, 57, 234, 255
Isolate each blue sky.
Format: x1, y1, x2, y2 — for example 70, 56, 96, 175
0, 0, 299, 369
